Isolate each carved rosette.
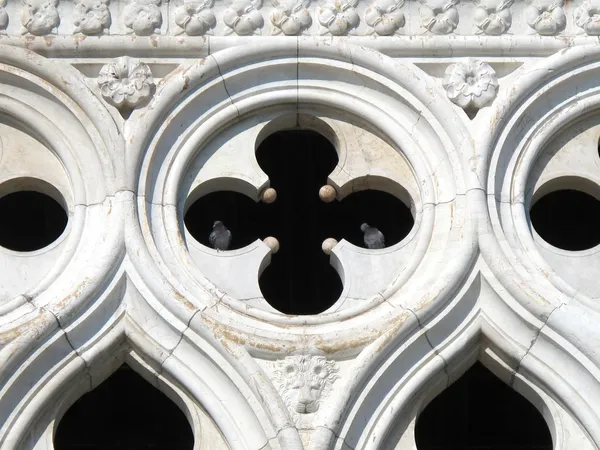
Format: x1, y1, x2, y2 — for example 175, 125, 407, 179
419, 0, 459, 34
223, 0, 264, 35
473, 0, 513, 35
123, 0, 162, 35
174, 0, 216, 35
21, 0, 60, 36
98, 56, 155, 110
272, 355, 338, 422
525, 0, 566, 35
365, 0, 405, 36
574, 0, 600, 35
74, 0, 111, 35
317, 0, 360, 36
270, 0, 312, 35
443, 58, 498, 111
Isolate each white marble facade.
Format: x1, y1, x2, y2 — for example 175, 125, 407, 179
2, 0, 600, 449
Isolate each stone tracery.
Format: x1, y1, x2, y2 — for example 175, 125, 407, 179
1, 4, 600, 449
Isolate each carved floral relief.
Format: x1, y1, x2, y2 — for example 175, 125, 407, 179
0, 0, 8, 32
223, 0, 264, 35
174, 0, 216, 35
317, 0, 360, 36
419, 0, 459, 34
473, 0, 513, 35
74, 0, 111, 35
123, 0, 162, 35
98, 56, 155, 110
443, 58, 499, 111
574, 0, 600, 35
270, 0, 312, 35
365, 0, 405, 36
272, 355, 338, 421
525, 0, 566, 35
21, 0, 60, 35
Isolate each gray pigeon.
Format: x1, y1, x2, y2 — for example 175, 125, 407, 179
209, 221, 232, 251
361, 223, 385, 249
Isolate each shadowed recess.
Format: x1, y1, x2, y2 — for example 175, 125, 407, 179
530, 189, 600, 251
415, 362, 552, 450
0, 191, 67, 252
54, 364, 194, 450
185, 190, 270, 250
256, 130, 413, 315
184, 129, 413, 315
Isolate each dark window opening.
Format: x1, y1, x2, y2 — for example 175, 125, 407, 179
0, 191, 67, 252
415, 362, 553, 450
530, 189, 600, 251
185, 191, 269, 250
184, 129, 414, 315
54, 364, 194, 450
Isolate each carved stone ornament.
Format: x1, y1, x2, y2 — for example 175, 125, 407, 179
317, 0, 360, 36
525, 0, 566, 35
223, 0, 264, 35
365, 0, 405, 36
98, 56, 155, 110
0, 0, 8, 32
574, 0, 600, 35
123, 0, 162, 35
20, 0, 60, 36
442, 58, 499, 111
473, 0, 513, 35
74, 0, 111, 35
270, 0, 312, 35
419, 0, 460, 34
272, 355, 338, 420
174, 0, 216, 36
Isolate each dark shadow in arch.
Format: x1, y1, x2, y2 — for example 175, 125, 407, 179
185, 190, 270, 250
415, 362, 552, 450
54, 364, 194, 450
256, 130, 342, 315
0, 191, 67, 252
530, 189, 600, 251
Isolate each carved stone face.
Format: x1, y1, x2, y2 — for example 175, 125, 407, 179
273, 356, 338, 418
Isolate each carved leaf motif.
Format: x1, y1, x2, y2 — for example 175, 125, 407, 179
20, 0, 60, 36
174, 0, 216, 36
223, 0, 264, 35
365, 0, 405, 36
317, 0, 360, 36
74, 0, 111, 35
0, 0, 8, 30
473, 0, 513, 35
525, 0, 566, 35
418, 0, 459, 34
270, 0, 312, 35
123, 0, 162, 36
574, 0, 600, 35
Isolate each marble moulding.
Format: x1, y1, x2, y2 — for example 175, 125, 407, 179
2, 1, 600, 449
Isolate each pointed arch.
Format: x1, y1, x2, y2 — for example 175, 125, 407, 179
310, 269, 600, 449
0, 273, 297, 450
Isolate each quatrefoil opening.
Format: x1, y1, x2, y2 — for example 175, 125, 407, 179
184, 126, 415, 315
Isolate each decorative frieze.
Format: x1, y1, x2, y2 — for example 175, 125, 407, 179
0, 0, 596, 37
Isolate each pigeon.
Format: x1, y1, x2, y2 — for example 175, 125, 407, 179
209, 221, 232, 251
361, 223, 385, 249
